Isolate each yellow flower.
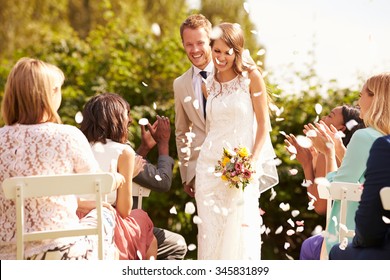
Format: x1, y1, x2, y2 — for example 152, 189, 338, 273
221, 174, 228, 181
222, 156, 230, 167
238, 146, 249, 157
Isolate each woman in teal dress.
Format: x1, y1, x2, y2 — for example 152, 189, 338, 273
299, 72, 390, 259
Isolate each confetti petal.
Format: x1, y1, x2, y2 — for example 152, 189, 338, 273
184, 96, 192, 103
275, 226, 283, 234
296, 135, 313, 148
346, 119, 358, 131
169, 206, 177, 215
289, 168, 298, 176
187, 244, 197, 251
138, 118, 149, 126
291, 210, 300, 217
279, 202, 290, 211
154, 175, 162, 181
151, 23, 161, 36
382, 216, 390, 224
315, 103, 323, 115
184, 202, 196, 215
286, 229, 295, 236
193, 215, 202, 224
75, 111, 83, 124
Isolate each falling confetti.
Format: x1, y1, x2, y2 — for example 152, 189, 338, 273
296, 135, 313, 148
275, 226, 283, 234
257, 49, 266, 56
210, 26, 223, 40
136, 250, 143, 260
169, 206, 177, 215
315, 103, 323, 115
193, 215, 202, 224
334, 131, 346, 139
185, 202, 196, 215
151, 23, 161, 36
301, 179, 312, 187
184, 96, 192, 103
315, 177, 330, 188
305, 130, 317, 137
288, 168, 298, 176
284, 242, 291, 250
338, 237, 349, 250
154, 175, 162, 181
286, 229, 295, 236
269, 188, 277, 201
346, 119, 358, 131
193, 99, 200, 109
382, 216, 390, 224
286, 145, 297, 154
287, 218, 294, 227
153, 102, 157, 110
75, 111, 83, 124
138, 118, 149, 126
187, 244, 197, 251
291, 210, 300, 217
279, 202, 290, 212
141, 81, 148, 87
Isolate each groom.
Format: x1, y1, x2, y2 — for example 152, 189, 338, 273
174, 14, 213, 197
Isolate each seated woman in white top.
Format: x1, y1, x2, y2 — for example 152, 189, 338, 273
80, 92, 157, 260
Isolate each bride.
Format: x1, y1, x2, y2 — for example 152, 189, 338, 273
195, 22, 278, 260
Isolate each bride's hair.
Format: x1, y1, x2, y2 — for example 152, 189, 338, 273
211, 23, 244, 77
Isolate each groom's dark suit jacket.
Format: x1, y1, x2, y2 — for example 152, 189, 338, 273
330, 135, 390, 259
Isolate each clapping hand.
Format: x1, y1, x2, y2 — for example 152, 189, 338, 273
133, 155, 146, 178
304, 121, 335, 156
284, 133, 316, 168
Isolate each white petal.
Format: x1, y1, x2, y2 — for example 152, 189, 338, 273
184, 202, 196, 215
138, 118, 149, 126
315, 103, 323, 114
346, 119, 359, 131
275, 226, 283, 234
75, 111, 83, 124
169, 206, 177, 215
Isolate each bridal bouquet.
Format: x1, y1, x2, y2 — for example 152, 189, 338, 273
214, 146, 255, 190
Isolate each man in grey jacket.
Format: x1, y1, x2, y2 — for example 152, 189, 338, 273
133, 115, 187, 260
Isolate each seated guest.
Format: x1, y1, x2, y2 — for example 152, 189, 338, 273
0, 57, 116, 260
288, 73, 390, 259
134, 115, 188, 259
80, 92, 157, 260
329, 135, 390, 260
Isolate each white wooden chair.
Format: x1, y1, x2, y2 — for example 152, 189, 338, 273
132, 183, 151, 209
380, 187, 390, 210
2, 172, 115, 260
317, 181, 363, 259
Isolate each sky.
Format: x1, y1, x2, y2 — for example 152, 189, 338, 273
188, 0, 390, 92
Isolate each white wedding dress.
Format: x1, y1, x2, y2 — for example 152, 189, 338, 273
195, 75, 278, 260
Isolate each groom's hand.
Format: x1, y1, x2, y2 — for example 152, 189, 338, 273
183, 183, 195, 197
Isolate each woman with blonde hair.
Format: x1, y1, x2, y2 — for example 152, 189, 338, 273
299, 72, 390, 259
0, 57, 117, 259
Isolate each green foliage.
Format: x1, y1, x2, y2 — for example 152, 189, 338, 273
0, 0, 365, 260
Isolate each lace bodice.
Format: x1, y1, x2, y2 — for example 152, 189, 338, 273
203, 75, 254, 166
0, 123, 99, 259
